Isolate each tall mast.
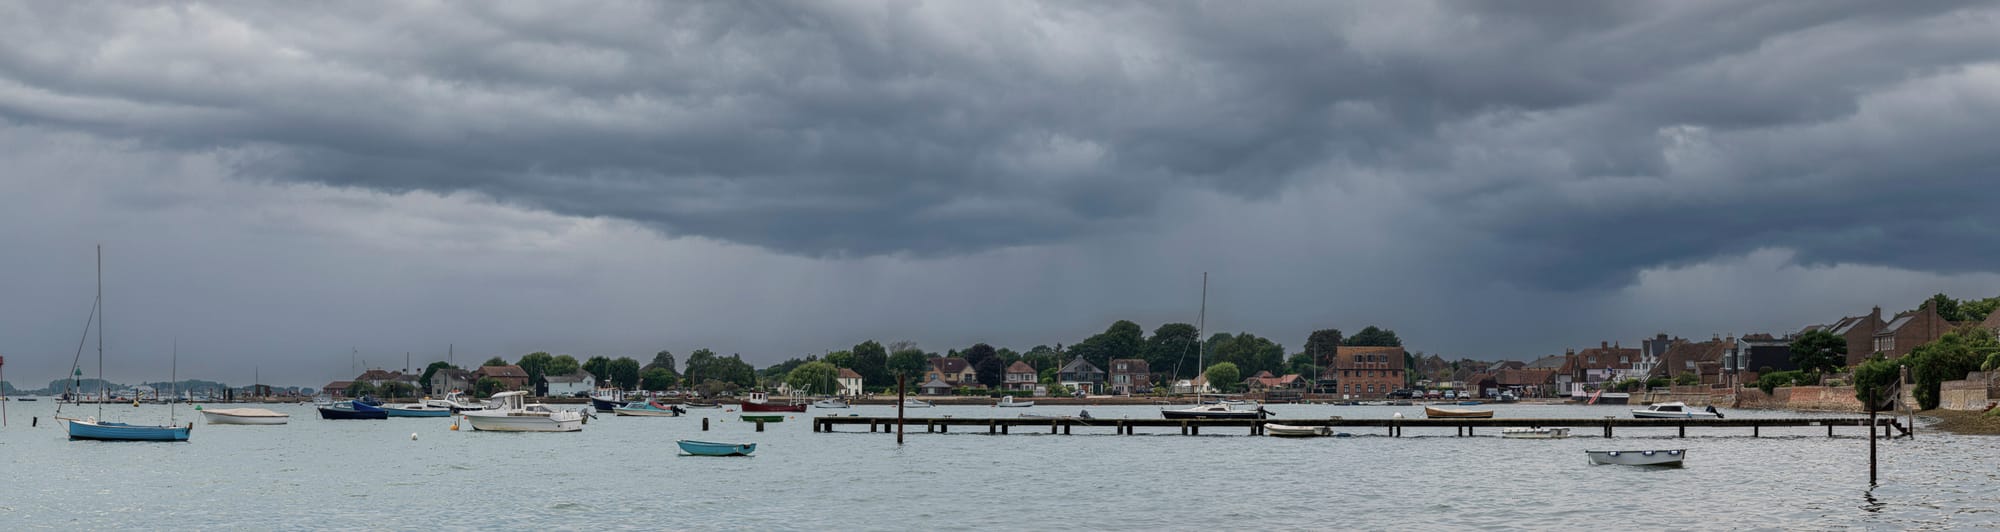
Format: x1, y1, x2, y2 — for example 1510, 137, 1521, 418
97, 244, 104, 419
170, 338, 178, 424
1197, 272, 1207, 398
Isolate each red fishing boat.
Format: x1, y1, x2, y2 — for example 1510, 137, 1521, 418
739, 391, 807, 412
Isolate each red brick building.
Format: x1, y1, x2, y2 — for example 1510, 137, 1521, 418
1324, 346, 1406, 398
1873, 300, 1950, 359
1803, 307, 1885, 366
474, 364, 531, 391
1107, 358, 1151, 395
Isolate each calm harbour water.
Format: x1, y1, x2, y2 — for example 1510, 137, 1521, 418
0, 400, 1994, 530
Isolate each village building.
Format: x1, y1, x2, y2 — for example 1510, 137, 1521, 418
545, 371, 596, 396
1559, 342, 1639, 394
473, 364, 531, 392
1003, 361, 1038, 392
1983, 310, 2000, 335
427, 368, 474, 395
925, 357, 977, 388
918, 374, 954, 396
1650, 338, 1730, 386
1873, 300, 1951, 359
1325, 346, 1407, 398
320, 381, 354, 399
1172, 375, 1215, 395
1802, 307, 1886, 366
836, 368, 865, 397
1058, 357, 1105, 395
1724, 334, 1797, 385
1107, 359, 1151, 395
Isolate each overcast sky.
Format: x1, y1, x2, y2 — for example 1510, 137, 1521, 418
4, 1, 1999, 387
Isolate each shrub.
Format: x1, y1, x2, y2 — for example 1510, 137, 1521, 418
1851, 355, 1900, 412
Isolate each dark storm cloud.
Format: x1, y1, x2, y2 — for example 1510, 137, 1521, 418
2, 1, 1997, 287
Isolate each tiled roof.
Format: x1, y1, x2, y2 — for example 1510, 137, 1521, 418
1983, 311, 2000, 331
837, 368, 863, 379
930, 357, 970, 374
1108, 358, 1149, 374
1650, 340, 1728, 377
476, 365, 529, 378
545, 372, 592, 384
1333, 346, 1406, 370
1059, 357, 1103, 375
1005, 361, 1036, 375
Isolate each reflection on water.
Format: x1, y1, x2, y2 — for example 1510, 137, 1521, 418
0, 401, 1992, 529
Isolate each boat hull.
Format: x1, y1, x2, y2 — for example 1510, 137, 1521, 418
812, 401, 850, 409
1424, 406, 1494, 419
317, 407, 388, 420
740, 402, 807, 413
1586, 449, 1685, 466
740, 414, 786, 423
382, 407, 452, 417
462, 413, 583, 432
1501, 428, 1570, 439
66, 419, 192, 441
1264, 423, 1333, 437
200, 409, 290, 425
677, 440, 755, 456
1161, 409, 1266, 420
1631, 411, 1721, 419
590, 397, 627, 413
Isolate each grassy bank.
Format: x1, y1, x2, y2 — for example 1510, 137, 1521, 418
1917, 408, 2000, 435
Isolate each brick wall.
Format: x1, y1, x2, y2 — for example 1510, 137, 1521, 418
1939, 372, 1993, 411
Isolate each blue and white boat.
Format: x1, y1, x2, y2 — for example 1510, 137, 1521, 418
613, 400, 684, 417
590, 389, 628, 413
318, 400, 389, 420
381, 403, 453, 417
677, 440, 756, 456
66, 418, 192, 441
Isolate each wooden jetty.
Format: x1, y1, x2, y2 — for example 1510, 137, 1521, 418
813, 416, 1907, 438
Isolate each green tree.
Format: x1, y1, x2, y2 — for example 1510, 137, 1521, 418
609, 357, 642, 390
683, 349, 717, 383
517, 352, 555, 394
824, 350, 855, 369
1071, 320, 1144, 370
482, 357, 508, 367
646, 350, 678, 375
963, 343, 998, 368
1926, 293, 1963, 322
473, 377, 505, 397
974, 356, 1006, 388
379, 381, 416, 398
1904, 327, 1999, 409
347, 381, 379, 398
887, 348, 930, 381
1204, 362, 1241, 393
640, 367, 677, 392
1963, 296, 2000, 324
1022, 345, 1064, 377
1143, 323, 1200, 379
1207, 332, 1285, 377
1789, 329, 1848, 375
852, 341, 889, 387
785, 361, 841, 395
1286, 352, 1317, 377
583, 356, 613, 385
419, 361, 457, 392
1852, 355, 1901, 412
1344, 326, 1402, 347
1305, 328, 1344, 367
546, 355, 580, 378
1673, 372, 1700, 386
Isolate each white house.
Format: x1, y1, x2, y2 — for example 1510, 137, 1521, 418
545, 372, 596, 397
836, 368, 865, 397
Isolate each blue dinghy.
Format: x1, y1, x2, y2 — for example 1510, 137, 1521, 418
65, 418, 193, 441
677, 440, 756, 456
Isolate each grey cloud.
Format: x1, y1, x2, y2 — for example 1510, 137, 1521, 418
1, 1, 1998, 289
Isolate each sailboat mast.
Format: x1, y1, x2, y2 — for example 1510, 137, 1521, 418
97, 244, 104, 419
1197, 272, 1206, 399
171, 338, 178, 424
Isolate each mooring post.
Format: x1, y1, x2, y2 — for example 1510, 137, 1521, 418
1191, 424, 1200, 436
1468, 426, 1474, 437
897, 375, 907, 445
702, 417, 710, 431
1001, 423, 1009, 435
1753, 424, 1759, 438
1678, 424, 1685, 438
988, 421, 996, 435
1869, 409, 1878, 485
1181, 421, 1189, 435
1050, 420, 1057, 434
1063, 423, 1070, 435
756, 420, 765, 432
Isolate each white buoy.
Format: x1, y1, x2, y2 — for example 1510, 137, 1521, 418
1393, 412, 1405, 419
410, 432, 419, 441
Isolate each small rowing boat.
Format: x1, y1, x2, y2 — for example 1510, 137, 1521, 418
677, 440, 755, 457
740, 414, 786, 423
199, 407, 290, 425
1586, 449, 1685, 466
1424, 406, 1493, 419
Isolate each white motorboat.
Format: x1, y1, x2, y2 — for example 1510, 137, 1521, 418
996, 396, 1034, 408
1264, 423, 1334, 437
1500, 427, 1570, 439
1162, 403, 1269, 419
1586, 449, 1686, 466
199, 407, 290, 425
424, 392, 489, 413
901, 399, 933, 408
461, 391, 585, 432
812, 398, 850, 409
1631, 402, 1723, 419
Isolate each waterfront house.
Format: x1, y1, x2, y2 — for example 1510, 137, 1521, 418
1172, 375, 1215, 395
1108, 359, 1151, 395
545, 371, 596, 396
925, 357, 977, 388
1633, 333, 1679, 380
1559, 342, 1638, 394
1247, 373, 1305, 393
1058, 357, 1105, 395
1801, 307, 1886, 366
474, 364, 531, 392
1326, 346, 1407, 398
1650, 337, 1731, 385
918, 374, 954, 396
1003, 361, 1038, 392
321, 381, 354, 399
356, 369, 421, 393
1872, 300, 1950, 359
428, 368, 474, 396
1723, 334, 1796, 385
836, 368, 865, 397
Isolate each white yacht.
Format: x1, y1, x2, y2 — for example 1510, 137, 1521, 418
461, 391, 585, 432
1631, 402, 1723, 419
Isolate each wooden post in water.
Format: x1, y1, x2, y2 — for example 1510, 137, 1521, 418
702, 417, 709, 431
897, 375, 907, 445
1869, 409, 1878, 485
755, 420, 765, 432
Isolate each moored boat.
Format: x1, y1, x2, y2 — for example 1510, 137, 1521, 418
318, 401, 388, 420
65, 418, 193, 441
1631, 402, 1723, 419
424, 392, 487, 413
1586, 449, 1685, 466
1501, 427, 1570, 439
382, 403, 453, 417
1424, 406, 1494, 419
677, 439, 756, 457
684, 401, 721, 409
740, 391, 808, 412
613, 400, 684, 417
1162, 403, 1270, 419
740, 414, 786, 423
901, 399, 933, 408
199, 407, 290, 425
996, 396, 1034, 408
1264, 423, 1333, 437
1019, 410, 1094, 420
812, 398, 850, 409
461, 391, 584, 432
589, 389, 628, 413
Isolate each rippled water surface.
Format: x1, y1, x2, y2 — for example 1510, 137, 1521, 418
0, 401, 1994, 530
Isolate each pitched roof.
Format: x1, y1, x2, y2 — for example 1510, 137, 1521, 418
1562, 344, 1639, 372
919, 374, 953, 389
431, 368, 473, 381
545, 372, 592, 384
1108, 358, 1149, 374
1494, 369, 1556, 386
837, 368, 863, 379
322, 381, 353, 391
1650, 340, 1728, 377
1877, 312, 1918, 336
930, 357, 971, 374
476, 364, 529, 378
356, 369, 412, 382
1523, 355, 1567, 370
1005, 361, 1036, 375
1059, 357, 1103, 375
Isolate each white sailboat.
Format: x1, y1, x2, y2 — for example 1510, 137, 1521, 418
1162, 273, 1270, 420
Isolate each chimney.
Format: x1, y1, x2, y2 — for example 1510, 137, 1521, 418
1600, 341, 1608, 349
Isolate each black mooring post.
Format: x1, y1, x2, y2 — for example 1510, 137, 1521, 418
897, 375, 907, 445
1869, 410, 1878, 485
